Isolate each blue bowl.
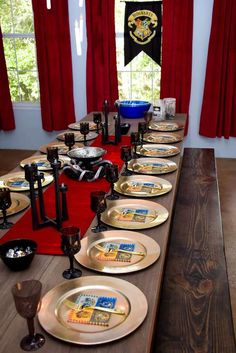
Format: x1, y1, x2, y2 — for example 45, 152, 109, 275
117, 100, 151, 119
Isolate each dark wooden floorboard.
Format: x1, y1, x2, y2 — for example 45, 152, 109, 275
153, 149, 236, 353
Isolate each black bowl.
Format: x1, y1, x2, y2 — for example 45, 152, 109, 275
0, 239, 37, 271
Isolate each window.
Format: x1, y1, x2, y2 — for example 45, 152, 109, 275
115, 0, 161, 104
0, 0, 39, 102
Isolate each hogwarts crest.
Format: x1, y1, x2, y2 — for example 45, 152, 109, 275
128, 10, 158, 45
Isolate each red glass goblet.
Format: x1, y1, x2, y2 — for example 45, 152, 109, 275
60, 226, 82, 279
12, 280, 45, 351
120, 145, 132, 176
0, 188, 13, 229
90, 191, 107, 233
105, 164, 119, 200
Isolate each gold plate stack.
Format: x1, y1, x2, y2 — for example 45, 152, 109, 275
20, 155, 70, 171
149, 121, 184, 132
142, 132, 183, 144
101, 199, 168, 230
75, 230, 161, 274
0, 193, 30, 217
68, 121, 101, 131
38, 276, 148, 345
128, 157, 177, 175
56, 131, 98, 142
0, 172, 53, 191
136, 144, 180, 157
114, 175, 172, 197
39, 142, 83, 155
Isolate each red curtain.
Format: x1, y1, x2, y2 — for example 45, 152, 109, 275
199, 0, 236, 138
32, 0, 76, 131
160, 0, 193, 133
85, 0, 119, 113
0, 26, 15, 130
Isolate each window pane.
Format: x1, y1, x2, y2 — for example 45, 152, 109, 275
118, 71, 131, 100
19, 71, 39, 102
0, 0, 13, 33
12, 0, 34, 33
3, 38, 17, 70
15, 38, 37, 71
131, 72, 153, 101
115, 1, 125, 34
7, 70, 20, 101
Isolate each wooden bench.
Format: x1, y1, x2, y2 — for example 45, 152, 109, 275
153, 148, 236, 352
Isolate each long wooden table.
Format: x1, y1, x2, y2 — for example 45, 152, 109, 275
0, 114, 185, 353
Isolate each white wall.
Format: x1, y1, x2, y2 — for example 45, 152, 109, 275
0, 0, 235, 157
184, 0, 236, 158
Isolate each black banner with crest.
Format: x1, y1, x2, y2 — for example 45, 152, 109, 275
124, 1, 162, 66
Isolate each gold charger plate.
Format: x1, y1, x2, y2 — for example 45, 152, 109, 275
143, 132, 183, 144
114, 175, 172, 197
149, 121, 184, 132
39, 141, 83, 155
75, 230, 161, 274
20, 155, 70, 171
136, 144, 180, 157
38, 276, 148, 345
57, 131, 98, 142
0, 172, 53, 191
68, 121, 101, 131
101, 199, 168, 230
0, 193, 30, 218
128, 158, 177, 175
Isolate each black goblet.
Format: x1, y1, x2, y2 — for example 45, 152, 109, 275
12, 280, 45, 351
60, 226, 82, 279
144, 111, 153, 125
90, 191, 107, 233
93, 112, 102, 133
47, 146, 59, 164
138, 122, 148, 145
0, 188, 13, 229
130, 131, 140, 158
64, 132, 75, 151
120, 145, 132, 176
105, 164, 119, 200
80, 122, 90, 146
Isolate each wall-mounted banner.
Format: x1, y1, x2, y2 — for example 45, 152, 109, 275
124, 1, 162, 66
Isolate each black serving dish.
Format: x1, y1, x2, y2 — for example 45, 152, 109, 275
67, 147, 107, 164
0, 239, 37, 271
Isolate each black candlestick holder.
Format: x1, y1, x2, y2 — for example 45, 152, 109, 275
101, 100, 121, 145
24, 157, 69, 230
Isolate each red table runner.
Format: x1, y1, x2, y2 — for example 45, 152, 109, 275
0, 135, 130, 255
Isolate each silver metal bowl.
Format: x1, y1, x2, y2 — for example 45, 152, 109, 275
67, 147, 107, 163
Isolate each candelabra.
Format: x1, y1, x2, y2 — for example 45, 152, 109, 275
24, 148, 69, 230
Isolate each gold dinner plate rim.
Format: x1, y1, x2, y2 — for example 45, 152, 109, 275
56, 131, 98, 142
68, 121, 101, 131
101, 198, 169, 230
75, 230, 161, 274
143, 132, 183, 144
0, 192, 30, 218
39, 142, 83, 155
128, 157, 177, 175
114, 174, 172, 197
136, 144, 180, 157
0, 171, 53, 191
20, 155, 70, 171
38, 276, 148, 345
149, 121, 184, 132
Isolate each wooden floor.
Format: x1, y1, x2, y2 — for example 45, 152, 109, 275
0, 150, 235, 334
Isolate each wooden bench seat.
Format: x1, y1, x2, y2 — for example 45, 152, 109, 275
153, 148, 236, 353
